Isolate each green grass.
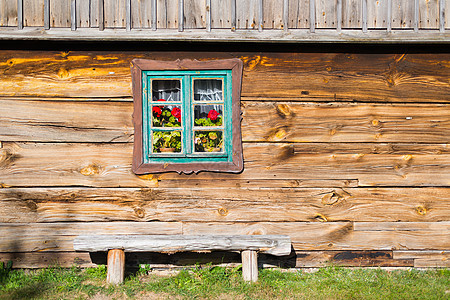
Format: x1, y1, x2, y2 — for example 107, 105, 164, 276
0, 263, 448, 300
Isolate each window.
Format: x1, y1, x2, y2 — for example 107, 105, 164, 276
131, 59, 244, 174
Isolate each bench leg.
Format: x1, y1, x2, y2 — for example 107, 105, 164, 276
107, 249, 125, 285
241, 250, 258, 282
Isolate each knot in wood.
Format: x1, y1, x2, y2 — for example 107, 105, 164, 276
134, 207, 145, 218
80, 164, 101, 176
217, 207, 228, 216
415, 205, 427, 216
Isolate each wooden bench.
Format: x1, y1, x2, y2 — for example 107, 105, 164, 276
74, 234, 291, 284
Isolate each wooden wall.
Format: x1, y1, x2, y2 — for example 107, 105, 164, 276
0, 49, 449, 268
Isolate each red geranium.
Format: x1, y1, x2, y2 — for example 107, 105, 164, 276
153, 106, 162, 117
207, 109, 219, 121
171, 107, 181, 122
157, 99, 166, 101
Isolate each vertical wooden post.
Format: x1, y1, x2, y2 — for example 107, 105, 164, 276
258, 0, 263, 32
44, 0, 50, 29
413, 0, 419, 32
362, 0, 367, 33
107, 249, 125, 285
99, 0, 104, 31
386, 0, 392, 32
17, 0, 23, 29
231, 0, 236, 31
71, 0, 77, 31
283, 0, 289, 31
178, 0, 184, 31
309, 0, 315, 33
126, 0, 131, 31
336, 0, 342, 32
151, 0, 157, 30
241, 250, 258, 282
439, 0, 445, 32
206, 0, 211, 31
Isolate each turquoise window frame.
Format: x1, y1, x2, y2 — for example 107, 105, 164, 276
142, 71, 232, 163
131, 58, 244, 174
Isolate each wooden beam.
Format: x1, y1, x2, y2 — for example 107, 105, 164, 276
309, 0, 315, 32
206, 0, 211, 32
242, 250, 258, 282
17, 0, 22, 29
0, 27, 448, 43
44, 0, 50, 30
98, 0, 104, 31
107, 249, 125, 285
71, 0, 76, 31
74, 235, 292, 256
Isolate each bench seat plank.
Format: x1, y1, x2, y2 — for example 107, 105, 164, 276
74, 234, 291, 256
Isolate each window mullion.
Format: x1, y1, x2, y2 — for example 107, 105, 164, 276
184, 75, 192, 156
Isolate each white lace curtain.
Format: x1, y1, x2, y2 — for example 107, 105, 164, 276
152, 80, 181, 101
194, 80, 223, 101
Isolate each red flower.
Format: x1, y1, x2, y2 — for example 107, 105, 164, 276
208, 109, 219, 121
157, 99, 166, 101
153, 106, 162, 117
171, 107, 181, 123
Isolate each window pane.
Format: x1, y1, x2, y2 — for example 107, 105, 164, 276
193, 79, 223, 101
194, 105, 223, 127
194, 130, 223, 152
152, 80, 181, 102
152, 131, 182, 153
152, 105, 182, 127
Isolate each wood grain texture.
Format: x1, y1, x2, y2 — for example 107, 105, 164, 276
288, 0, 309, 28
2, 100, 449, 144
391, 0, 414, 28
0, 0, 17, 26
107, 249, 125, 284
50, 0, 70, 28
418, 0, 439, 29
1, 142, 449, 187
0, 51, 448, 103
0, 221, 447, 252
104, 0, 126, 28
341, 0, 361, 28
182, 222, 450, 251
0, 187, 448, 223
236, 0, 258, 29
76, 0, 90, 27
316, 0, 336, 28
210, 0, 232, 28
74, 234, 292, 255
184, 0, 206, 29
131, 0, 152, 28
367, 0, 388, 28
241, 250, 258, 281
263, 0, 283, 29
23, 0, 44, 26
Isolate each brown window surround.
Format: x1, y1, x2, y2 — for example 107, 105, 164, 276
131, 58, 244, 174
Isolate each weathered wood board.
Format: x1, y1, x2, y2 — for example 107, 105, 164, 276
104, 0, 126, 28
210, 0, 232, 28
0, 52, 448, 103
0, 0, 17, 26
50, 0, 70, 28
288, 0, 309, 28
0, 221, 447, 252
1, 142, 449, 187
1, 100, 449, 143
23, 0, 44, 27
316, 0, 337, 28
184, 0, 206, 29
131, 0, 153, 28
0, 187, 448, 223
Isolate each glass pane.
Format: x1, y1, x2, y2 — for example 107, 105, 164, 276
152, 131, 182, 153
152, 105, 182, 127
194, 130, 223, 152
194, 105, 223, 127
152, 79, 181, 102
193, 79, 223, 101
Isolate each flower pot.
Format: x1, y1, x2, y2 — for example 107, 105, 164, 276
159, 147, 176, 153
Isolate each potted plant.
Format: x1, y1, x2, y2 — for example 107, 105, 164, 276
194, 131, 223, 152
153, 131, 182, 153
152, 101, 182, 128
194, 109, 222, 127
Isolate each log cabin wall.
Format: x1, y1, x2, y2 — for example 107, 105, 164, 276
0, 44, 449, 268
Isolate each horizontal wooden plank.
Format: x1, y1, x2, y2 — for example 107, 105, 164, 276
0, 99, 133, 142
414, 258, 450, 267
393, 250, 449, 259
2, 100, 449, 144
242, 102, 450, 143
0, 51, 448, 103
1, 142, 449, 187
183, 222, 450, 250
0, 187, 448, 223
0, 27, 448, 43
0, 250, 418, 268
74, 234, 292, 255
354, 222, 450, 231
0, 221, 447, 252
